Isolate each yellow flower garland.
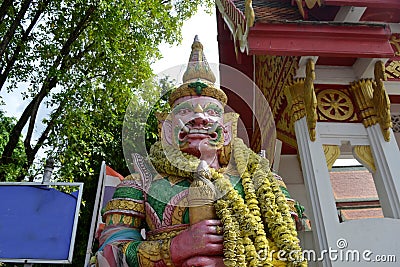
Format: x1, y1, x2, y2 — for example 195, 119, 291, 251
149, 138, 307, 266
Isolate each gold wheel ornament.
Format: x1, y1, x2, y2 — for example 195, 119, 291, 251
317, 89, 354, 120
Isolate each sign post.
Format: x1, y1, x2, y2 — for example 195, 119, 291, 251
0, 182, 83, 264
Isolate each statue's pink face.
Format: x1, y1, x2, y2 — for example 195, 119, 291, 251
163, 96, 231, 159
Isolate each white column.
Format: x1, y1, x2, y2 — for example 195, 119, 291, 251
295, 117, 338, 267
366, 124, 400, 218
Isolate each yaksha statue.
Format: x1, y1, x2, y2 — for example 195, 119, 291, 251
95, 36, 310, 267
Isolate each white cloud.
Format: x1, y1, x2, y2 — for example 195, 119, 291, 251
0, 82, 30, 119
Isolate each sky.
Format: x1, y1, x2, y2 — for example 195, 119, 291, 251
0, 7, 220, 168
0, 8, 218, 128
1, 7, 218, 117
151, 7, 219, 74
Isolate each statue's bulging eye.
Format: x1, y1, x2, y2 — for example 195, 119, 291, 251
205, 109, 221, 117
177, 108, 191, 116
206, 109, 216, 116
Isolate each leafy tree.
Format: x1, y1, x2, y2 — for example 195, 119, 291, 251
0, 110, 26, 181
0, 0, 212, 265
0, 0, 212, 181
145, 77, 174, 151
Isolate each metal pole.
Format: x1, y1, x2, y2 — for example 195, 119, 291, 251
42, 157, 54, 183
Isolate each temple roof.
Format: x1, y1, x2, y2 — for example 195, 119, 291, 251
215, 0, 400, 154
235, 0, 306, 22
231, 0, 400, 23
216, 0, 396, 57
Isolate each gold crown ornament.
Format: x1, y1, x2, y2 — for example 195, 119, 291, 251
168, 35, 227, 106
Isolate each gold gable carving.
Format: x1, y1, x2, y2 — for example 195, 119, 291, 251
386, 60, 400, 79
304, 59, 318, 141
386, 35, 400, 80
390, 34, 400, 56
373, 61, 392, 142
349, 79, 377, 128
254, 55, 299, 150
284, 59, 318, 142
285, 79, 306, 123
353, 145, 376, 173
349, 61, 392, 142
323, 145, 341, 170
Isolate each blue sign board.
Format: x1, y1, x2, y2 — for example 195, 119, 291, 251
0, 182, 83, 264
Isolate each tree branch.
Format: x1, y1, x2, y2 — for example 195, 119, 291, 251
0, 0, 33, 58
20, 99, 66, 181
0, 0, 13, 24
23, 75, 57, 157
0, 4, 97, 180
0, 0, 49, 91
60, 5, 96, 57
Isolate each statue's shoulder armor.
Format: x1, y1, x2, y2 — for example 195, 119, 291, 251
131, 153, 157, 194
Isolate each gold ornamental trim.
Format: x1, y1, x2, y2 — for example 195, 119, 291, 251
350, 62, 392, 142
256, 55, 299, 117
323, 145, 341, 170
122, 241, 131, 254
169, 82, 227, 107
390, 34, 400, 56
349, 79, 377, 127
215, 0, 255, 55
138, 241, 163, 265
285, 79, 306, 123
373, 61, 392, 142
168, 36, 227, 106
245, 0, 255, 28
255, 55, 299, 151
386, 60, 400, 79
317, 89, 354, 121
284, 63, 318, 142
160, 238, 174, 266
353, 145, 376, 173
276, 129, 298, 149
304, 59, 318, 141
105, 198, 145, 213
295, 0, 322, 18
104, 213, 142, 228
171, 199, 189, 225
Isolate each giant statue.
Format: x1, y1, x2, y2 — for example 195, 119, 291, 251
95, 36, 309, 267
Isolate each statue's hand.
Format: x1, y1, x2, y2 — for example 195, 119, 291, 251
182, 256, 225, 267
170, 220, 224, 267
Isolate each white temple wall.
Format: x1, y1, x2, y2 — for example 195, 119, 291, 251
278, 154, 318, 266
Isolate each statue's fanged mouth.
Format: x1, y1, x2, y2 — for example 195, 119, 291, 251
178, 120, 220, 142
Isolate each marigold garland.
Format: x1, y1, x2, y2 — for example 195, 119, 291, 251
149, 138, 307, 266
